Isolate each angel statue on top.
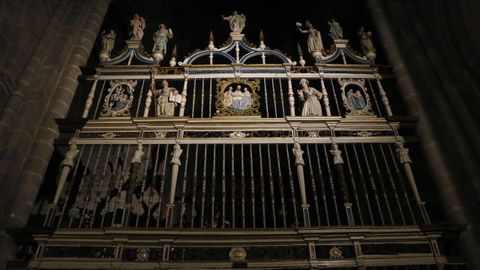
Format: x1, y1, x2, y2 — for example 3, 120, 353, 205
297, 78, 323, 116
152, 24, 173, 54
221, 11, 246, 34
129, 14, 146, 40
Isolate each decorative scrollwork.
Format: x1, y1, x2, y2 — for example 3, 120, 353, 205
101, 80, 137, 117
338, 78, 374, 116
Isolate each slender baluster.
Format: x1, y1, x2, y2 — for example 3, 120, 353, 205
292, 143, 311, 227
277, 78, 286, 117
190, 79, 197, 117
287, 75, 295, 116
387, 144, 416, 224
135, 80, 146, 117
275, 145, 287, 227
179, 76, 189, 117
285, 144, 299, 227
83, 79, 98, 118
271, 78, 278, 117
263, 78, 270, 117
93, 81, 107, 119
57, 145, 85, 228
329, 79, 342, 116
375, 75, 393, 116
165, 144, 183, 228
367, 79, 383, 117
320, 77, 331, 116
135, 144, 151, 227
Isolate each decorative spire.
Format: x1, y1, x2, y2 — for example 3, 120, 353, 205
209, 30, 214, 42
259, 30, 264, 42
171, 45, 177, 58
297, 43, 304, 57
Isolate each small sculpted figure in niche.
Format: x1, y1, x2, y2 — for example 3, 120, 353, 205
296, 20, 324, 54
152, 24, 173, 54
153, 80, 179, 116
346, 89, 367, 110
297, 79, 323, 116
358, 27, 376, 56
101, 30, 116, 54
130, 14, 146, 40
221, 11, 246, 34
328, 19, 343, 40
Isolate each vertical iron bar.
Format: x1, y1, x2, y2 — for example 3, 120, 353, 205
209, 78, 213, 117
135, 144, 151, 227
342, 145, 365, 225
200, 145, 208, 228
231, 144, 236, 228
222, 144, 226, 228
271, 78, 278, 117
277, 78, 286, 117
155, 144, 169, 227
258, 144, 267, 228
263, 78, 269, 117
314, 144, 330, 226
240, 144, 246, 228
322, 144, 341, 225
249, 144, 256, 228
211, 145, 216, 227
89, 144, 113, 228
93, 80, 107, 119
275, 145, 287, 227
179, 145, 190, 228
306, 145, 321, 226
190, 144, 199, 228
329, 79, 342, 116
367, 79, 383, 117
351, 144, 375, 224
190, 78, 197, 117
135, 79, 146, 117
370, 144, 395, 224
285, 144, 300, 227
145, 145, 161, 227
110, 145, 132, 227
200, 78, 205, 118
266, 144, 277, 228
361, 144, 385, 225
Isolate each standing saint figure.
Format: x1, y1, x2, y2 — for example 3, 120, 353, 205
296, 20, 324, 54
153, 80, 179, 116
101, 30, 116, 54
297, 78, 323, 116
130, 14, 146, 40
152, 24, 173, 54
221, 11, 246, 34
328, 19, 343, 40
358, 27, 376, 56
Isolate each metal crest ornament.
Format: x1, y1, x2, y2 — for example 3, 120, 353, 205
329, 246, 343, 259
215, 79, 260, 116
101, 80, 137, 117
338, 78, 374, 116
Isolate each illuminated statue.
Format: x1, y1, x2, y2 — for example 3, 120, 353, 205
221, 11, 246, 34
130, 14, 146, 40
152, 24, 173, 54
297, 78, 323, 116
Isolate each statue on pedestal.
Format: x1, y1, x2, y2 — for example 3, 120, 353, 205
100, 30, 116, 61
152, 24, 173, 54
221, 11, 246, 34
129, 14, 146, 41
297, 78, 323, 116
296, 20, 324, 59
358, 27, 376, 60
153, 80, 180, 116
328, 19, 343, 40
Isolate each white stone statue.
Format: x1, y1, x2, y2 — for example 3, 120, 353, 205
152, 24, 173, 54
170, 144, 183, 166
62, 144, 80, 167
296, 20, 324, 58
101, 30, 116, 54
221, 11, 246, 34
131, 144, 144, 163
328, 19, 343, 40
297, 78, 323, 116
292, 143, 305, 166
358, 27, 376, 59
330, 144, 344, 164
153, 80, 179, 116
130, 14, 146, 41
